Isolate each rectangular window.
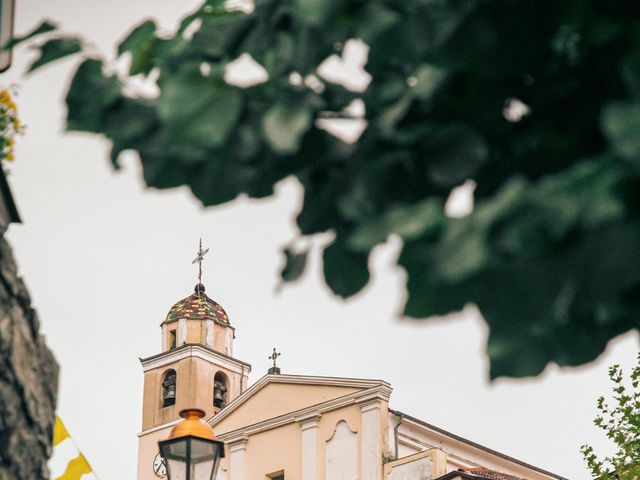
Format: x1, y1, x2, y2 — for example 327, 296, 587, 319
267, 472, 284, 480
169, 330, 176, 350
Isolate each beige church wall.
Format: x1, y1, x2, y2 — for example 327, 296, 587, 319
141, 361, 185, 430
219, 423, 302, 480
186, 319, 204, 345
136, 424, 172, 480
142, 357, 197, 430
213, 394, 391, 480
141, 357, 215, 430
162, 319, 234, 354
141, 349, 248, 431
383, 450, 447, 480
193, 358, 243, 411
213, 322, 232, 354
215, 383, 361, 435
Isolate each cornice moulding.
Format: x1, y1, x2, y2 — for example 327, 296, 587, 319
213, 384, 391, 441
140, 344, 251, 375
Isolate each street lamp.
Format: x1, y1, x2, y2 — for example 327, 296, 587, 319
159, 409, 225, 480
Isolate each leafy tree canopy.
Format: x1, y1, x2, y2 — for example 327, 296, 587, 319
582, 354, 640, 479
10, 0, 640, 378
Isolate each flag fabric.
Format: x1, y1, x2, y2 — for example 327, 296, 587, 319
50, 416, 97, 480
53, 416, 70, 446
54, 454, 92, 480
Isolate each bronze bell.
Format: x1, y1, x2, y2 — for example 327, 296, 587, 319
165, 385, 176, 400
213, 382, 226, 408
162, 373, 177, 407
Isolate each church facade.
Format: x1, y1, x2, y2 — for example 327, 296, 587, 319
137, 282, 566, 480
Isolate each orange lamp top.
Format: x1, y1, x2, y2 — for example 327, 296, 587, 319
168, 409, 217, 441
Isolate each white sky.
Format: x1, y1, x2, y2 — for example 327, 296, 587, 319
3, 1, 639, 479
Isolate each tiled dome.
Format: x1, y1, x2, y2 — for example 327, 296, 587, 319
163, 284, 230, 325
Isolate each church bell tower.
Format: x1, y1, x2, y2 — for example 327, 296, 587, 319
136, 243, 251, 479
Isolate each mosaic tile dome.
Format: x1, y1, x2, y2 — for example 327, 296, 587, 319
163, 283, 230, 325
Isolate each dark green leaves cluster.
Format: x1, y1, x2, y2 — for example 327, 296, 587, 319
16, 0, 640, 378
581, 355, 640, 480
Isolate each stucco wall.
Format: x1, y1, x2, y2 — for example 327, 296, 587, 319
141, 355, 244, 430
215, 383, 361, 435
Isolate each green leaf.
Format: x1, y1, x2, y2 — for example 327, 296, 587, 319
280, 248, 308, 282
56, 0, 640, 381
376, 93, 413, 135
117, 20, 157, 75
602, 102, 640, 163
27, 38, 82, 72
348, 198, 443, 252
425, 125, 488, 187
293, 0, 340, 27
323, 238, 370, 298
103, 98, 158, 167
262, 102, 312, 154
261, 32, 295, 77
4, 20, 57, 49
158, 64, 242, 147
356, 3, 400, 44
66, 59, 122, 133
411, 64, 448, 100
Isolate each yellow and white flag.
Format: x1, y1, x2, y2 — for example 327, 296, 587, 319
50, 416, 98, 480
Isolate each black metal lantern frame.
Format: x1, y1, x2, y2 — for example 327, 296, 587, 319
159, 435, 225, 480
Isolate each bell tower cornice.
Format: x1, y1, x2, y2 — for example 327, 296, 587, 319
140, 343, 251, 375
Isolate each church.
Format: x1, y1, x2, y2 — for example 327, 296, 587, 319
136, 264, 566, 480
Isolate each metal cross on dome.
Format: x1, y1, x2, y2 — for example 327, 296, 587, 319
192, 238, 209, 288
268, 348, 281, 368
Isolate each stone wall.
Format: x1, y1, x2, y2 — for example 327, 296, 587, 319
0, 233, 58, 479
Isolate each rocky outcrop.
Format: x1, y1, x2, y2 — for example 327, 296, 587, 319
0, 233, 58, 479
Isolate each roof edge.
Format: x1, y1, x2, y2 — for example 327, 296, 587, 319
139, 343, 251, 369
209, 373, 392, 427
390, 409, 568, 480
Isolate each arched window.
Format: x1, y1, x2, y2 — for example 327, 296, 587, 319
161, 369, 177, 408
213, 371, 229, 408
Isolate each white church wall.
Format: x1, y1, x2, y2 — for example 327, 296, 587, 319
325, 420, 358, 480
387, 456, 433, 480
360, 400, 383, 480
299, 413, 321, 480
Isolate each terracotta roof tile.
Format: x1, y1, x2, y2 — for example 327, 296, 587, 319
460, 469, 527, 480
163, 284, 229, 325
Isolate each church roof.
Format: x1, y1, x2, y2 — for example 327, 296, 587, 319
437, 470, 527, 480
163, 284, 230, 325
458, 469, 527, 480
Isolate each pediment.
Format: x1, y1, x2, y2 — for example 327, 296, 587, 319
210, 374, 389, 435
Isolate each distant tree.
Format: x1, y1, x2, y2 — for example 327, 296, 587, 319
581, 354, 640, 480
9, 0, 640, 378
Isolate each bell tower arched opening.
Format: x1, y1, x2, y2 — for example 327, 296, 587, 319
161, 369, 176, 408
213, 371, 229, 409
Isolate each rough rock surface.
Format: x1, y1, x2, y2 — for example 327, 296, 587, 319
0, 232, 58, 480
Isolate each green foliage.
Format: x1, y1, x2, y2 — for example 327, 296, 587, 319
15, 0, 640, 378
581, 355, 640, 480
28, 38, 82, 72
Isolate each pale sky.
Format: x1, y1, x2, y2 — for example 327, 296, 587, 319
4, 1, 639, 479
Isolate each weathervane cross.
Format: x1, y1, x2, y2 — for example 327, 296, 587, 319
268, 348, 281, 368
192, 238, 210, 287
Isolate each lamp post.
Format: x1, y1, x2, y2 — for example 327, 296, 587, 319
159, 409, 225, 480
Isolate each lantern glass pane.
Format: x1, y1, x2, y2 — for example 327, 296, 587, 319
160, 436, 224, 480
161, 438, 188, 461
166, 457, 187, 479
190, 438, 220, 480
